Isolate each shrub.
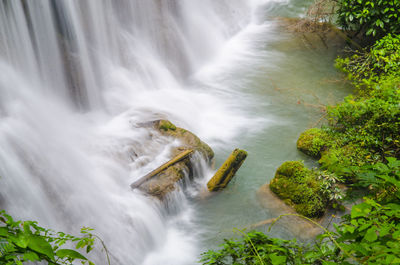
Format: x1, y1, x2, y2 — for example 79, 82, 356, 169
0, 211, 97, 265
336, 34, 400, 88
336, 0, 400, 37
327, 84, 400, 159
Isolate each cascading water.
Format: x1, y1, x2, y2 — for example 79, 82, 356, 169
0, 0, 279, 264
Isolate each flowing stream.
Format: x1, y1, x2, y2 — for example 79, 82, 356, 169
0, 1, 350, 264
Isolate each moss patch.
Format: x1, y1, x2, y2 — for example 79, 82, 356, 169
159, 120, 177, 132
269, 161, 328, 218
297, 128, 332, 158
155, 120, 214, 161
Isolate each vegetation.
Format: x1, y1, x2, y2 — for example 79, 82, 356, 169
0, 210, 100, 265
336, 0, 400, 37
201, 191, 400, 264
202, 0, 400, 263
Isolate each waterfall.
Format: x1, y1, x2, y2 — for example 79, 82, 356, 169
0, 0, 272, 264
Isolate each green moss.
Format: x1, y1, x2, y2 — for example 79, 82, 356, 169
270, 161, 328, 218
158, 120, 177, 131
157, 120, 214, 160
297, 128, 332, 158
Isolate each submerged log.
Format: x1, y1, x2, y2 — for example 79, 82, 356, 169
207, 149, 247, 191
130, 149, 194, 189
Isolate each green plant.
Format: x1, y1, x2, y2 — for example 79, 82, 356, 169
336, 0, 400, 37
327, 84, 400, 159
0, 210, 98, 265
202, 198, 400, 265
352, 157, 400, 202
201, 231, 318, 265
336, 34, 400, 88
331, 198, 400, 264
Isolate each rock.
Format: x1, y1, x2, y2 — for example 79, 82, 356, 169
131, 149, 194, 189
207, 149, 247, 192
269, 161, 328, 218
132, 120, 214, 199
138, 158, 191, 199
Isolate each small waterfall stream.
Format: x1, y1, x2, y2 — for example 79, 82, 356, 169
0, 1, 280, 264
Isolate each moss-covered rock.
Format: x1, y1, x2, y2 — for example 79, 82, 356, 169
297, 128, 332, 158
133, 119, 214, 200
269, 161, 328, 218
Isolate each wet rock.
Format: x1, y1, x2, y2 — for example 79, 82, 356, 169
207, 149, 247, 192
139, 119, 214, 161
132, 120, 214, 199
138, 158, 191, 200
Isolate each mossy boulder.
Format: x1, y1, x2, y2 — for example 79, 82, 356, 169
297, 128, 332, 158
133, 120, 214, 200
269, 161, 328, 218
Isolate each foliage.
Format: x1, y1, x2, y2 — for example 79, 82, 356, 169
0, 210, 96, 265
200, 231, 335, 265
327, 84, 400, 159
331, 198, 400, 264
352, 157, 400, 203
336, 0, 400, 37
201, 196, 400, 265
335, 34, 400, 87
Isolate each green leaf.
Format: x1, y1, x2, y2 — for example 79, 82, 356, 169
23, 251, 40, 262
0, 227, 8, 237
28, 235, 55, 261
10, 233, 29, 248
364, 228, 378, 242
56, 249, 88, 260
269, 253, 286, 265
351, 203, 371, 218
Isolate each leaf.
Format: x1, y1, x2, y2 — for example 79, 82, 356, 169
364, 228, 378, 242
269, 253, 286, 265
10, 233, 29, 248
0, 227, 8, 237
27, 235, 55, 261
56, 249, 88, 260
351, 203, 371, 218
23, 251, 40, 262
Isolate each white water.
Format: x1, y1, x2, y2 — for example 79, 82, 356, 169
0, 1, 285, 264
